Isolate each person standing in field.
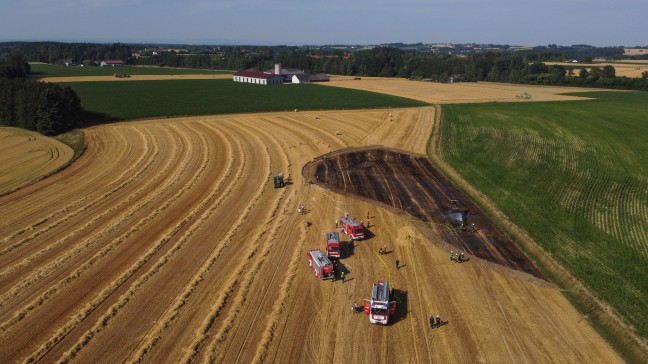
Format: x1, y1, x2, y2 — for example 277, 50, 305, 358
395, 259, 400, 269
341, 271, 345, 283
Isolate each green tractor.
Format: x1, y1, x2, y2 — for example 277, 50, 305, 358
517, 92, 532, 99
274, 173, 285, 188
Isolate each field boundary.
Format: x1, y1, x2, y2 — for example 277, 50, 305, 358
426, 104, 648, 363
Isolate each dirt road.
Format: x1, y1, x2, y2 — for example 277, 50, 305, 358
0, 107, 621, 362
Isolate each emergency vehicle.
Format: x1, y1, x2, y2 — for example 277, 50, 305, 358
326, 231, 341, 259
363, 280, 397, 324
308, 249, 334, 279
339, 215, 364, 240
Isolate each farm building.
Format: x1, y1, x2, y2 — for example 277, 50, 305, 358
233, 70, 284, 85
100, 60, 125, 67
291, 73, 330, 84
266, 63, 307, 82
292, 74, 310, 84
309, 73, 330, 82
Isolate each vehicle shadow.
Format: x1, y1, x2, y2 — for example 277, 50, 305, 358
344, 240, 355, 258
390, 289, 408, 325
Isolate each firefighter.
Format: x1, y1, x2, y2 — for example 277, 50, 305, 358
395, 259, 400, 269
429, 316, 434, 328
436, 315, 441, 328
341, 271, 345, 283
352, 302, 360, 313
450, 251, 454, 261
335, 219, 339, 228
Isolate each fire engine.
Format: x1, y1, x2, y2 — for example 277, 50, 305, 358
363, 280, 397, 324
339, 215, 364, 240
308, 249, 334, 280
326, 231, 341, 259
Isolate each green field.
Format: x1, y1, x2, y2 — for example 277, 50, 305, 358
30, 63, 230, 77
61, 79, 428, 121
440, 91, 648, 340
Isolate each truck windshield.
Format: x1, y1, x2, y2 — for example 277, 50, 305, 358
371, 307, 387, 315
352, 227, 363, 234
329, 247, 340, 251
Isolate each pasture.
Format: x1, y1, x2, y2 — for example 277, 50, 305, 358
440, 91, 648, 340
60, 79, 428, 121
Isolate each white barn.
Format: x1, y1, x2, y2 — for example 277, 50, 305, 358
233, 70, 284, 85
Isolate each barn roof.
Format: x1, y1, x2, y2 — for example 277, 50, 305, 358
309, 73, 330, 82
234, 69, 281, 79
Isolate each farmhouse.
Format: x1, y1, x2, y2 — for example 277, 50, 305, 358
100, 60, 125, 67
233, 70, 284, 85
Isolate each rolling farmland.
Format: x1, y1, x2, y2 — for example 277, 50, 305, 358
0, 127, 73, 195
440, 91, 648, 342
0, 107, 622, 362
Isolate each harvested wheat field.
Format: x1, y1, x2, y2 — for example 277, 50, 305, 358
545, 62, 648, 78
322, 76, 607, 103
0, 127, 73, 195
0, 107, 621, 363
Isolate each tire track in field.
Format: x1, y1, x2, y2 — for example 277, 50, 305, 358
0, 126, 177, 278
203, 115, 328, 363
22, 123, 222, 363
0, 127, 155, 256
186, 122, 292, 363
248, 122, 335, 364
122, 121, 258, 363
0, 126, 185, 313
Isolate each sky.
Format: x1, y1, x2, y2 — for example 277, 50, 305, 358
0, 0, 646, 46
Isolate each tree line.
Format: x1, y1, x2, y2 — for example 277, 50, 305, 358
0, 55, 83, 135
135, 46, 648, 91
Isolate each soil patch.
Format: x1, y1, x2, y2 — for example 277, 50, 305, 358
304, 146, 545, 279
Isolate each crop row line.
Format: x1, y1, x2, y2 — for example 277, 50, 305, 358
23, 123, 217, 363
124, 122, 252, 363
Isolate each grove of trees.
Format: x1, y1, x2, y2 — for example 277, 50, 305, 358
0, 55, 83, 135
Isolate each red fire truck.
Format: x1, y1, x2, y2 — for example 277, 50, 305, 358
308, 249, 335, 280
339, 215, 364, 240
363, 280, 397, 324
326, 231, 341, 259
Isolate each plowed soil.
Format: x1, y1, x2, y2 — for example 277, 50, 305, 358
303, 147, 544, 278
0, 107, 621, 363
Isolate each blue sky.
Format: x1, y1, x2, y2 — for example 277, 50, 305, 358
1, 0, 646, 46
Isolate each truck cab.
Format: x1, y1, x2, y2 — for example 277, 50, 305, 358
326, 231, 341, 259
364, 280, 397, 324
339, 215, 365, 240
